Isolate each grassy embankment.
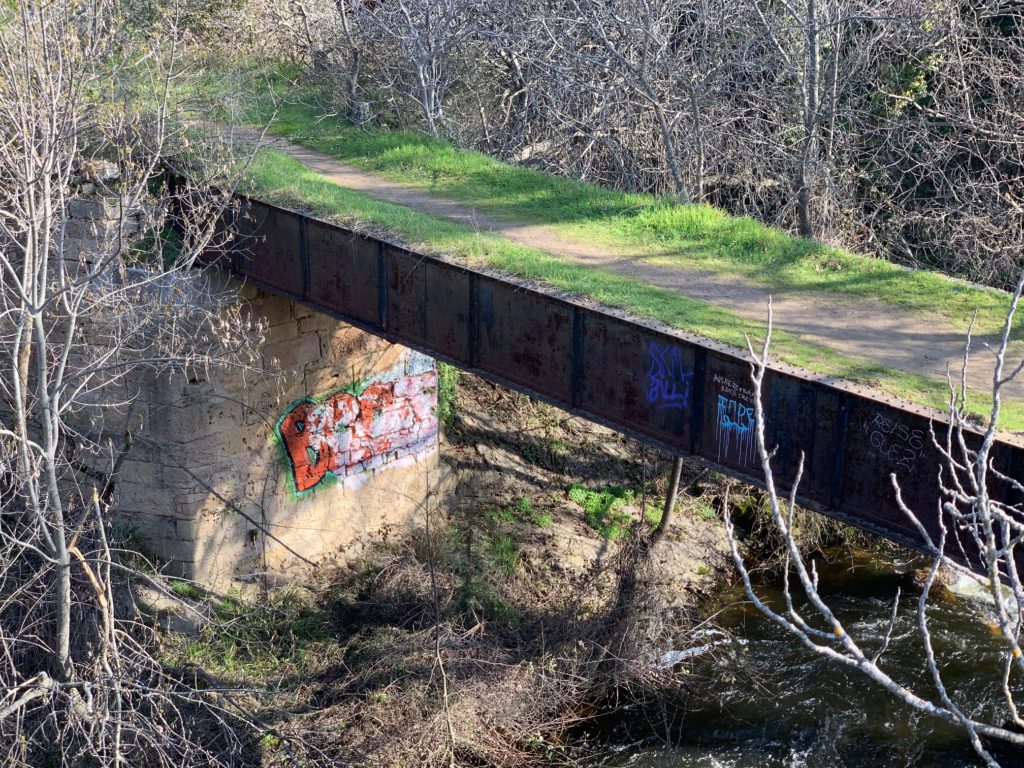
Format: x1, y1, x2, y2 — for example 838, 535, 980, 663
254, 90, 1019, 333
212, 74, 1024, 428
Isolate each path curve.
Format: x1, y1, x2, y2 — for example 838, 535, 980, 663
233, 129, 1023, 404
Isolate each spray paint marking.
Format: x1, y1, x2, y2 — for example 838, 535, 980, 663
863, 411, 924, 472
716, 395, 755, 467
276, 365, 438, 494
646, 342, 692, 411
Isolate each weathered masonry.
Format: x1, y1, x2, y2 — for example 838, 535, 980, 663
115, 287, 444, 586
199, 196, 1023, 573
63, 185, 447, 588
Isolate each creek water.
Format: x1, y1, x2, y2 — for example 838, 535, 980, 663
587, 548, 1023, 767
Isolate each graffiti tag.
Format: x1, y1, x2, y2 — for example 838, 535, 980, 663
863, 411, 924, 472
716, 394, 755, 466
276, 368, 438, 494
713, 373, 754, 403
646, 342, 692, 411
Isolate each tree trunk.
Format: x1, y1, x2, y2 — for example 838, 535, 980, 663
652, 456, 684, 545
799, 0, 819, 238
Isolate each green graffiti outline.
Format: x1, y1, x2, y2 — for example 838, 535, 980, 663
273, 378, 369, 499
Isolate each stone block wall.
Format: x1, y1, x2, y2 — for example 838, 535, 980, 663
111, 286, 445, 587
53, 190, 446, 586
62, 188, 146, 269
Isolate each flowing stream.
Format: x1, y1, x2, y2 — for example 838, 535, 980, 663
586, 549, 1022, 767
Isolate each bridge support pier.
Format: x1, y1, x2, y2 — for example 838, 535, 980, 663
102, 285, 452, 587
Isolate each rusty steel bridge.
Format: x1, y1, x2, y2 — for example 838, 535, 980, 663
198, 195, 1024, 571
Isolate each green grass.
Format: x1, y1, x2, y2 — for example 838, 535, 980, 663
168, 578, 205, 600
567, 484, 636, 540
243, 148, 1024, 430
511, 496, 533, 518
645, 500, 665, 529
698, 504, 719, 522
231, 75, 1020, 340
533, 513, 554, 528
435, 361, 459, 428
170, 586, 334, 678
516, 497, 553, 528
487, 534, 520, 578
486, 496, 553, 528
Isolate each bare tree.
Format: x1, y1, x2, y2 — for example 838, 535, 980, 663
743, 0, 916, 237
0, 2, 263, 764
725, 276, 1024, 766
353, 0, 479, 137
557, 0, 692, 199
859, 0, 1024, 287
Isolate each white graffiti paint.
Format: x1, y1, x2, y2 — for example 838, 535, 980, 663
863, 411, 924, 472
716, 394, 756, 467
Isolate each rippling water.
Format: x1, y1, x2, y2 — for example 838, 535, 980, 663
588, 549, 1023, 767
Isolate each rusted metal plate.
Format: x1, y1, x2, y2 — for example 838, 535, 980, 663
384, 244, 429, 345
994, 441, 1024, 510
234, 201, 303, 296
306, 219, 380, 325
837, 402, 945, 543
700, 355, 760, 476
768, 374, 838, 503
423, 261, 472, 360
475, 281, 574, 402
578, 312, 692, 449
213, 197, 1024, 569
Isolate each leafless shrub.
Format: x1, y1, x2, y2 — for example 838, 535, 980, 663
725, 278, 1024, 766
0, 2, 266, 764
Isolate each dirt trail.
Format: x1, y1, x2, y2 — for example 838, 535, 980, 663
240, 130, 1023, 404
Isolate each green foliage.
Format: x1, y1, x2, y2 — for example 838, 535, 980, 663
519, 433, 571, 471
698, 504, 719, 522
512, 496, 552, 527
174, 586, 333, 677
511, 496, 534, 517
486, 506, 517, 524
484, 496, 551, 528
123, 0, 248, 39
457, 578, 516, 621
567, 484, 636, 540
259, 732, 282, 751
446, 517, 521, 620
435, 362, 460, 428
644, 499, 665, 529
487, 534, 520, 578
168, 579, 204, 600
126, 224, 182, 270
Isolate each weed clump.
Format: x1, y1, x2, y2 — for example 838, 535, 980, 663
567, 484, 636, 540
487, 496, 552, 527
171, 585, 334, 678
435, 361, 460, 427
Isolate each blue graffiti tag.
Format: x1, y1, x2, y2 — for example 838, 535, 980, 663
646, 342, 692, 411
716, 395, 755, 466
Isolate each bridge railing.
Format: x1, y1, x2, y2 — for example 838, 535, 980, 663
197, 194, 1024, 568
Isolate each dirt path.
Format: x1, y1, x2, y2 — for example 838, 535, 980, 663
240, 130, 1023, 404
